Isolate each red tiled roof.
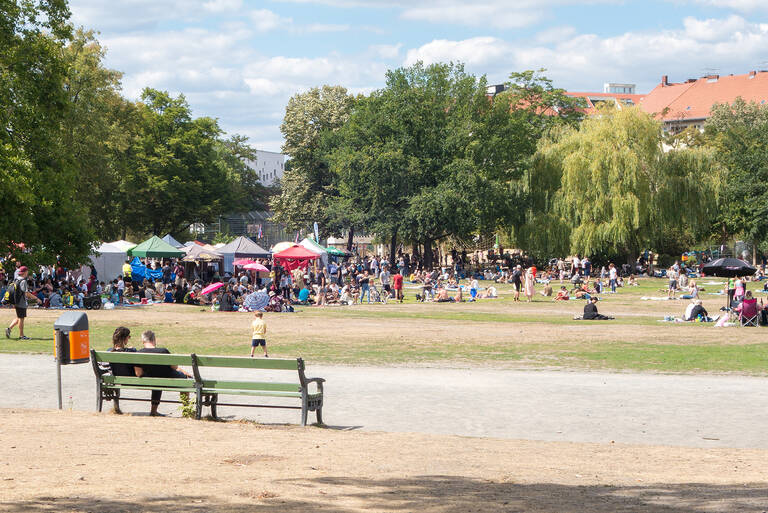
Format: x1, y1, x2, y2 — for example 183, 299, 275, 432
640, 72, 768, 121
565, 92, 645, 115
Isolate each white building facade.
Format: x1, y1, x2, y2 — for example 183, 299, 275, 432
245, 150, 286, 187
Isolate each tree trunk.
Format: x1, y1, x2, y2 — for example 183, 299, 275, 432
424, 239, 433, 269
346, 227, 354, 252
389, 230, 397, 266
753, 243, 757, 266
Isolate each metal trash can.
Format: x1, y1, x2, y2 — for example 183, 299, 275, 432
53, 312, 90, 364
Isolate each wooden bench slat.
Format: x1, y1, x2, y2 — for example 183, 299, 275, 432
201, 389, 303, 398
200, 380, 299, 392
93, 351, 194, 366
195, 355, 298, 370
103, 384, 199, 393
104, 376, 197, 388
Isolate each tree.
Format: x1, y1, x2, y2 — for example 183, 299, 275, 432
530, 107, 717, 264
271, 85, 355, 241
704, 98, 768, 252
1, 1, 95, 267
121, 89, 239, 236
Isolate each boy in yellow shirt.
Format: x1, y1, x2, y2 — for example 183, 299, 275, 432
250, 311, 268, 357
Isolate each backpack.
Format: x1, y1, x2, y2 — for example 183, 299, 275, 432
3, 280, 22, 305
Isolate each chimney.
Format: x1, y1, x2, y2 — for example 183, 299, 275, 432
662, 75, 669, 86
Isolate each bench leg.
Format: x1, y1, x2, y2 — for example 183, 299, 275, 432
210, 395, 218, 420
301, 396, 308, 426
316, 405, 323, 425
97, 389, 103, 412
195, 394, 202, 420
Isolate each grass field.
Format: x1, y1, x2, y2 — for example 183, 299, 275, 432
1, 276, 767, 374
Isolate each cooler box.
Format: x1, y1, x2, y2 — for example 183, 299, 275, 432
53, 311, 90, 364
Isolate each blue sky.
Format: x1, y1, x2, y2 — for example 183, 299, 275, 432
68, 0, 768, 151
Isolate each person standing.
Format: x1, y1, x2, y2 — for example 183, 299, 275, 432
392, 268, 404, 303
250, 311, 268, 358
608, 263, 618, 294
524, 267, 536, 302
6, 266, 36, 340
379, 264, 392, 299
511, 265, 522, 302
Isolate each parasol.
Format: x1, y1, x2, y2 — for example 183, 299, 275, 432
243, 262, 269, 272
201, 282, 225, 296
233, 258, 256, 266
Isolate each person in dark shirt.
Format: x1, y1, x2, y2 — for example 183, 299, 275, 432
511, 265, 522, 302
583, 296, 612, 320
689, 302, 709, 321
106, 326, 137, 415
135, 330, 192, 416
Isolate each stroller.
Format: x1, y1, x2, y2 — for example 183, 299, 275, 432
369, 284, 387, 304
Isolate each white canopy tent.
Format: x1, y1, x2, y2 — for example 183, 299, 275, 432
109, 240, 137, 252
90, 242, 127, 282
300, 238, 328, 268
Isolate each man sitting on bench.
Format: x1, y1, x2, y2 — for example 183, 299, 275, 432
135, 330, 192, 416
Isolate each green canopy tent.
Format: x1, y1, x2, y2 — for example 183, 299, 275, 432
325, 246, 347, 257
127, 235, 185, 258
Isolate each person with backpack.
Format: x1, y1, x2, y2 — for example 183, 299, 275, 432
6, 266, 36, 340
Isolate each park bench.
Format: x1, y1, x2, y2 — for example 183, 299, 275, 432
192, 355, 324, 426
90, 350, 324, 426
90, 350, 200, 416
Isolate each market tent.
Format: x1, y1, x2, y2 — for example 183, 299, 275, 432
161, 234, 183, 248
128, 235, 184, 258
273, 245, 319, 271
219, 236, 271, 273
300, 237, 328, 267
109, 240, 137, 252
325, 245, 347, 257
271, 241, 296, 254
89, 243, 126, 282
183, 244, 223, 262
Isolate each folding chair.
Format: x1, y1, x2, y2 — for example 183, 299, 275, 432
738, 298, 759, 327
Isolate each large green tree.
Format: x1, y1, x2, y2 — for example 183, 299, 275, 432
1, 1, 95, 267
704, 98, 768, 252
530, 106, 717, 263
271, 85, 355, 241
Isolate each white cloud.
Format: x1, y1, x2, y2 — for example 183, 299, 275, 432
251, 9, 293, 32
405, 37, 511, 67
404, 15, 768, 91
401, 4, 541, 29
203, 0, 243, 12
693, 0, 768, 11
369, 43, 403, 59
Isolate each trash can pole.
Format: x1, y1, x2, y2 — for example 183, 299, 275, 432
55, 329, 63, 410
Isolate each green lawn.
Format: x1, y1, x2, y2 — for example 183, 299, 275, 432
1, 276, 765, 374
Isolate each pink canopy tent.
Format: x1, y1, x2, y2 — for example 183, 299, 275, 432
273, 245, 319, 271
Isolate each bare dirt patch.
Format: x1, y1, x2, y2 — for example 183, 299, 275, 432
1, 409, 767, 512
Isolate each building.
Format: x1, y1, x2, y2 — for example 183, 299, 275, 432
565, 83, 645, 115
245, 149, 286, 187
639, 71, 768, 133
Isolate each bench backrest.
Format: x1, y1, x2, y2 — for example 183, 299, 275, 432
92, 350, 194, 367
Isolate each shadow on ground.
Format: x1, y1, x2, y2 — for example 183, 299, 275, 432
2, 477, 768, 512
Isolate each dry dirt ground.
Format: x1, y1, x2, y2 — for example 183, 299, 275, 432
1, 409, 768, 513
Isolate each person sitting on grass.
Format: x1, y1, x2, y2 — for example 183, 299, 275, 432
541, 282, 553, 297
583, 296, 613, 320
554, 286, 569, 301
453, 286, 463, 303
134, 330, 192, 416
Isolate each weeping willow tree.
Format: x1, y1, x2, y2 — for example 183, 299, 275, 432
524, 107, 718, 263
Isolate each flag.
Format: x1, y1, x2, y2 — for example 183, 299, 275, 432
313, 222, 319, 243
295, 231, 300, 243
257, 224, 262, 239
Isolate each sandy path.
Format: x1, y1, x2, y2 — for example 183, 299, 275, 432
2, 354, 768, 448
1, 409, 767, 512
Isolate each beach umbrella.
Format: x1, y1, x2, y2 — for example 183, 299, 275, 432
701, 258, 756, 278
271, 241, 296, 254
250, 291, 269, 311
244, 262, 269, 272
201, 282, 225, 296
233, 258, 256, 266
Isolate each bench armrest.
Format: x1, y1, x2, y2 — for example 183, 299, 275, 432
304, 377, 325, 394
305, 377, 325, 384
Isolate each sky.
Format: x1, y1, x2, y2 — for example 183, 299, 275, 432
68, 0, 768, 152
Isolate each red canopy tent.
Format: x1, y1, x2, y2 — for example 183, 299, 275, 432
273, 245, 319, 271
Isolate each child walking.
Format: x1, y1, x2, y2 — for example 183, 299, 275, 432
250, 311, 268, 357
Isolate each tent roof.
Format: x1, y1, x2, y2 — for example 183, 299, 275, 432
93, 242, 126, 254
161, 234, 183, 248
273, 245, 320, 260
183, 244, 223, 261
300, 238, 327, 255
218, 236, 271, 258
109, 240, 137, 252
128, 235, 184, 258
325, 246, 347, 256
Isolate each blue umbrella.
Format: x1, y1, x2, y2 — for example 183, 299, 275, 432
245, 291, 269, 311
